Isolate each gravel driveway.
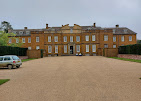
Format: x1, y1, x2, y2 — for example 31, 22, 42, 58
0, 56, 141, 101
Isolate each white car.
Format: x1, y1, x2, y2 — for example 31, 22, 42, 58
0, 55, 22, 69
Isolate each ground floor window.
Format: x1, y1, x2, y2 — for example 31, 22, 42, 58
28, 47, 31, 50
64, 45, 67, 53
48, 45, 52, 53
86, 45, 89, 52
104, 44, 108, 48
113, 45, 116, 48
92, 45, 96, 52
36, 46, 40, 50
76, 45, 80, 52
55, 45, 58, 53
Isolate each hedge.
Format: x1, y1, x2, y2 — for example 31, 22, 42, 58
119, 44, 141, 55
0, 46, 28, 56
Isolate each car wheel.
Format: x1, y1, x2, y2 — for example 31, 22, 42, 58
8, 65, 13, 69
16, 65, 20, 68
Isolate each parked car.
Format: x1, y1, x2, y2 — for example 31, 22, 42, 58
0, 55, 22, 69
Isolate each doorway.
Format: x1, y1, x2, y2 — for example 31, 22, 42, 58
70, 46, 73, 54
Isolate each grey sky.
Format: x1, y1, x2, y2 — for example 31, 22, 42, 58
0, 0, 141, 39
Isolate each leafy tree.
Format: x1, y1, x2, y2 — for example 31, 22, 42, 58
0, 21, 13, 33
137, 40, 141, 44
0, 31, 22, 47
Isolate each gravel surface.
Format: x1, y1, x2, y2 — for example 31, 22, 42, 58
0, 56, 141, 101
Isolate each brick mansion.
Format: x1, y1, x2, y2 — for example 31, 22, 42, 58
8, 23, 137, 56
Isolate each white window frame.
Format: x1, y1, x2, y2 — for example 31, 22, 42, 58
92, 45, 96, 52
16, 38, 19, 43
113, 45, 116, 48
129, 36, 132, 41
113, 36, 116, 42
92, 35, 96, 41
9, 38, 12, 43
48, 45, 52, 53
64, 45, 67, 53
76, 36, 80, 42
121, 36, 124, 42
85, 35, 89, 41
70, 36, 73, 42
55, 45, 58, 53
28, 47, 32, 50
22, 38, 25, 43
86, 45, 89, 52
36, 46, 40, 50
63, 36, 67, 42
28, 37, 31, 43
76, 45, 80, 52
104, 35, 108, 41
48, 36, 51, 42
54, 36, 58, 42
36, 37, 39, 42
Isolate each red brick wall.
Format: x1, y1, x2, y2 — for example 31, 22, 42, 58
118, 54, 141, 60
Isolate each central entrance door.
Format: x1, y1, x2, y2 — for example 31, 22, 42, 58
70, 46, 73, 54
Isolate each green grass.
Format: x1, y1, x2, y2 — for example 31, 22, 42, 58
22, 58, 36, 62
0, 79, 10, 85
109, 57, 141, 63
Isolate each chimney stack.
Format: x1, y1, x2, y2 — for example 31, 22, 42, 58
24, 27, 27, 29
116, 24, 119, 28
93, 23, 96, 27
46, 24, 48, 29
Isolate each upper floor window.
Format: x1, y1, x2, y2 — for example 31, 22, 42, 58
70, 29, 73, 33
16, 38, 19, 43
113, 29, 116, 33
92, 44, 96, 52
70, 36, 73, 42
121, 36, 124, 42
63, 36, 67, 42
85, 35, 89, 41
48, 45, 52, 53
19, 31, 23, 35
92, 35, 96, 41
54, 36, 58, 42
28, 37, 31, 43
9, 38, 12, 43
86, 45, 89, 52
113, 36, 116, 42
36, 37, 39, 42
26, 31, 30, 34
104, 35, 108, 41
48, 36, 51, 42
104, 44, 108, 48
76, 36, 80, 42
76, 45, 80, 52
22, 38, 25, 43
129, 36, 132, 41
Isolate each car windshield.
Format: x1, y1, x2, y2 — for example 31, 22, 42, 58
0, 57, 3, 61
12, 56, 19, 60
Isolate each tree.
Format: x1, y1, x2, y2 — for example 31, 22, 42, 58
0, 21, 13, 33
0, 31, 22, 47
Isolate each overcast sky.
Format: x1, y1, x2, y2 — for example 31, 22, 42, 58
0, 0, 141, 39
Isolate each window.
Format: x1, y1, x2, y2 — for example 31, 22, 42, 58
124, 29, 128, 33
28, 38, 31, 43
70, 29, 73, 33
85, 35, 89, 41
36, 37, 39, 42
113, 29, 116, 33
86, 45, 89, 52
22, 38, 25, 43
3, 57, 10, 61
76, 45, 80, 52
48, 45, 52, 53
19, 31, 23, 35
12, 56, 19, 60
54, 36, 58, 42
64, 45, 67, 53
28, 47, 31, 50
92, 45, 96, 52
55, 45, 58, 53
70, 36, 73, 42
104, 44, 108, 48
104, 35, 108, 41
121, 36, 124, 42
92, 35, 96, 41
113, 45, 116, 48
113, 36, 116, 42
26, 31, 30, 34
63, 36, 67, 42
9, 38, 12, 43
129, 36, 132, 41
36, 46, 40, 50
16, 38, 19, 43
76, 36, 80, 42
0, 57, 3, 61
48, 36, 51, 42
13, 31, 17, 34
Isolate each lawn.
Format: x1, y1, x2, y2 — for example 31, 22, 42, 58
22, 58, 36, 62
109, 57, 141, 63
0, 79, 10, 85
